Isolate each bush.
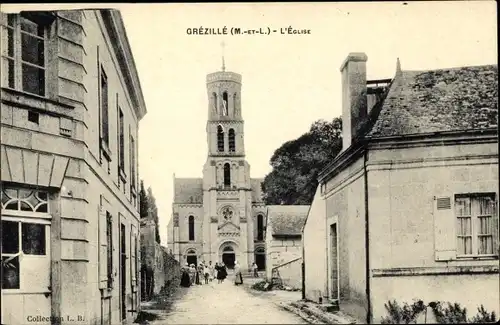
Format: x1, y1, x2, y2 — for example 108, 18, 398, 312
429, 302, 467, 324
469, 305, 497, 324
381, 299, 426, 324
381, 300, 498, 324
251, 280, 272, 291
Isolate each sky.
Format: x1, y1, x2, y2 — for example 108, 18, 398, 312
3, 2, 498, 246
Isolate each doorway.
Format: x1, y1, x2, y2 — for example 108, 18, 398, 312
186, 255, 197, 266
222, 246, 235, 269
186, 249, 197, 266
254, 247, 266, 270
120, 223, 126, 320
330, 223, 339, 300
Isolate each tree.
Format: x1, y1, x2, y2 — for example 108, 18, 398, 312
147, 186, 161, 244
139, 180, 149, 219
262, 117, 342, 205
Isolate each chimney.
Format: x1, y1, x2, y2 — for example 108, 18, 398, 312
339, 52, 368, 151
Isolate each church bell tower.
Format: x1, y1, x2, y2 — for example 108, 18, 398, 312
206, 63, 245, 157
201, 47, 254, 269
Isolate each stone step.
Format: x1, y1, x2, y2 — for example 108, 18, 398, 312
317, 301, 340, 313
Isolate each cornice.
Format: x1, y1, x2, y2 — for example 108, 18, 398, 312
100, 10, 147, 121
174, 203, 203, 208
208, 120, 244, 124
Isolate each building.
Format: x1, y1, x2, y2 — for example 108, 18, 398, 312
166, 62, 269, 272
1, 9, 147, 325
303, 53, 499, 323
265, 205, 309, 289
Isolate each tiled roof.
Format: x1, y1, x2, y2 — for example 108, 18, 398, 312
267, 205, 310, 236
368, 65, 498, 137
251, 178, 265, 202
173, 178, 203, 204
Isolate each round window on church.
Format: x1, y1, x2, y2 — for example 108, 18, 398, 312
221, 206, 234, 222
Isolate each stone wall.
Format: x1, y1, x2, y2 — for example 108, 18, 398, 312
140, 219, 180, 301
303, 187, 327, 303
273, 257, 302, 290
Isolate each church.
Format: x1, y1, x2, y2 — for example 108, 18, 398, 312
167, 61, 269, 272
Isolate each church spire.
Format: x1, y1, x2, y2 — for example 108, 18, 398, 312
221, 41, 226, 72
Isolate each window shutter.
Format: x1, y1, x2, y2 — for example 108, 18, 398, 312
130, 226, 137, 292
434, 196, 457, 261
98, 205, 108, 289
492, 199, 499, 257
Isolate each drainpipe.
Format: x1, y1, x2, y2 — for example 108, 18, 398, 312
302, 229, 306, 300
364, 150, 372, 324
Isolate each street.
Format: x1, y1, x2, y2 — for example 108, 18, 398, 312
147, 279, 308, 324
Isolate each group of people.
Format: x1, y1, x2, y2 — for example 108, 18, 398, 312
179, 260, 248, 287
180, 261, 230, 287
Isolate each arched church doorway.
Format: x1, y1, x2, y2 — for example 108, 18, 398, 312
186, 249, 197, 266
222, 246, 235, 269
255, 247, 266, 271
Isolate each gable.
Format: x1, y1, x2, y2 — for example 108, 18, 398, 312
218, 221, 240, 232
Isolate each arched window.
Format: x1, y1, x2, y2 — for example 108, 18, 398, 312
217, 125, 224, 152
257, 214, 264, 241
222, 92, 228, 116
228, 129, 235, 152
233, 93, 237, 114
188, 215, 195, 241
223, 163, 231, 188
212, 92, 218, 113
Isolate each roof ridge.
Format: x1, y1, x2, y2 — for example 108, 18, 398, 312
401, 64, 497, 73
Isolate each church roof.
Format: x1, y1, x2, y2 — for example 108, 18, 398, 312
367, 64, 498, 137
251, 178, 265, 203
173, 178, 203, 204
267, 205, 310, 237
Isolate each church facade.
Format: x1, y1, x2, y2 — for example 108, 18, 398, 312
167, 66, 268, 272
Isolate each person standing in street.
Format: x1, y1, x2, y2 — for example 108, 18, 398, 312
196, 263, 203, 285
180, 263, 191, 287
204, 263, 210, 284
220, 262, 228, 282
189, 264, 196, 285
252, 262, 259, 278
215, 262, 223, 284
208, 261, 215, 282
234, 261, 243, 286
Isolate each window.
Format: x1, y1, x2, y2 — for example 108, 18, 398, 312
233, 93, 237, 114
106, 212, 113, 288
455, 193, 497, 256
222, 92, 228, 116
1, 220, 48, 289
28, 110, 39, 124
223, 163, 231, 188
212, 92, 218, 114
100, 68, 109, 147
1, 13, 48, 96
188, 216, 195, 241
257, 214, 264, 241
130, 130, 136, 192
217, 125, 224, 152
1, 187, 49, 213
118, 107, 125, 172
228, 129, 235, 152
